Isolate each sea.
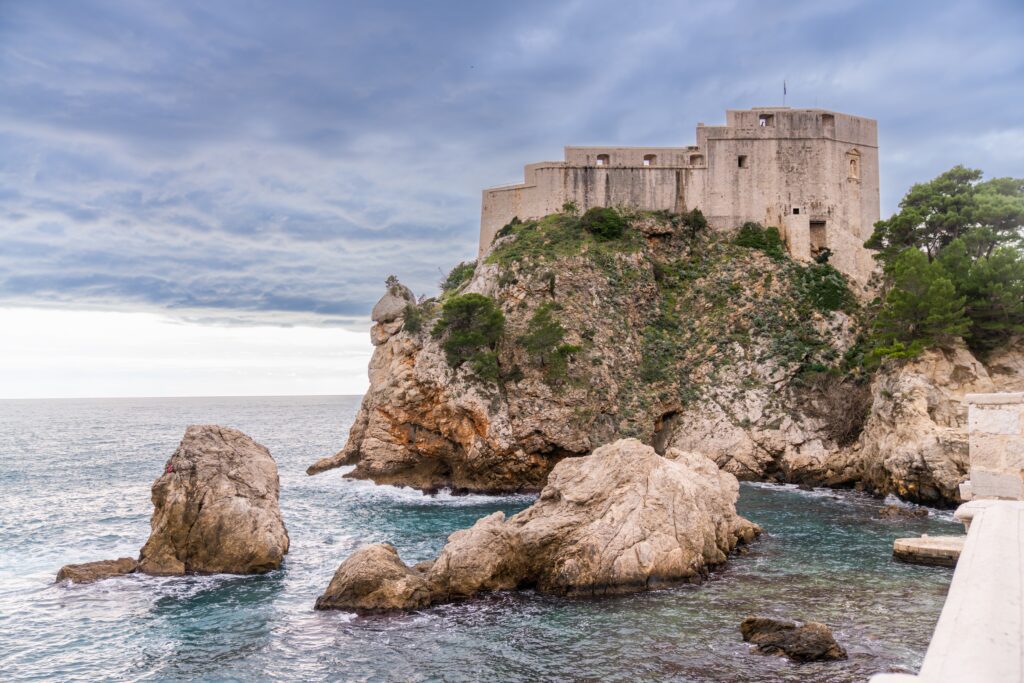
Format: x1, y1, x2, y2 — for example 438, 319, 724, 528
0, 395, 961, 682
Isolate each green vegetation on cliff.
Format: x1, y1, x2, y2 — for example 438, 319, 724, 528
452, 207, 861, 441
866, 166, 1024, 359
431, 293, 505, 383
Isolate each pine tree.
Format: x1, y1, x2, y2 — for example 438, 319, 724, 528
870, 249, 969, 361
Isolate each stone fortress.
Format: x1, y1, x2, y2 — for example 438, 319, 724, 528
479, 107, 880, 285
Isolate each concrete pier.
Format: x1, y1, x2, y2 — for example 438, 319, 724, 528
892, 536, 964, 568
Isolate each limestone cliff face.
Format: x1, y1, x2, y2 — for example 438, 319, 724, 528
309, 213, 861, 493
307, 211, 1020, 506
825, 342, 1022, 505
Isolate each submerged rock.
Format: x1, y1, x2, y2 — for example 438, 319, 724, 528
138, 425, 290, 575
316, 439, 760, 611
55, 558, 137, 584
740, 615, 847, 662
878, 504, 928, 519
315, 544, 433, 612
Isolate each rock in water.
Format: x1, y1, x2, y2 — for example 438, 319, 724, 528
315, 544, 433, 611
55, 558, 137, 584
740, 616, 847, 662
477, 439, 761, 595
137, 425, 289, 575
878, 504, 929, 519
316, 439, 760, 610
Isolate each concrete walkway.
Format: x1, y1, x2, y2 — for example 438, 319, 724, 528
872, 500, 1024, 682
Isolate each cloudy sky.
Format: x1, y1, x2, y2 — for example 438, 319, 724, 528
1, 0, 1021, 398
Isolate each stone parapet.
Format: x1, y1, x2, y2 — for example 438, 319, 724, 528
965, 393, 1024, 500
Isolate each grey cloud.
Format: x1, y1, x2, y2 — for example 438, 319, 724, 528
0, 0, 1021, 326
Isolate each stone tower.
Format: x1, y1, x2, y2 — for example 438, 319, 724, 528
479, 107, 880, 285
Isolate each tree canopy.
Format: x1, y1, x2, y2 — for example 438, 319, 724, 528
866, 166, 1024, 264
865, 166, 1024, 360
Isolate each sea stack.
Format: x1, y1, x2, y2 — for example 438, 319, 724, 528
138, 425, 290, 575
57, 425, 289, 583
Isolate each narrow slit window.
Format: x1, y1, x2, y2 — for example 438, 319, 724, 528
596, 154, 610, 167
738, 155, 748, 168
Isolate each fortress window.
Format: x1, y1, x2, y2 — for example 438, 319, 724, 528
738, 155, 748, 168
596, 154, 610, 167
758, 114, 774, 127
643, 154, 656, 166
793, 208, 800, 215
689, 153, 704, 165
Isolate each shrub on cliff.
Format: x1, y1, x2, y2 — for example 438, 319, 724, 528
734, 222, 785, 258
796, 263, 856, 313
432, 293, 505, 382
579, 207, 626, 240
519, 302, 579, 383
440, 261, 476, 294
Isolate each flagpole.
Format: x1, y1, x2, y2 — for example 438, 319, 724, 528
783, 79, 787, 106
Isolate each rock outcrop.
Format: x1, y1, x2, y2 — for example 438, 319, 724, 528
58, 425, 289, 584
314, 439, 760, 611
315, 544, 433, 611
55, 558, 138, 584
829, 345, 996, 505
307, 214, 864, 494
138, 425, 290, 575
740, 616, 847, 662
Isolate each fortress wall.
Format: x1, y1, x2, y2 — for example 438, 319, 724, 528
480, 165, 691, 257
698, 111, 878, 284
479, 108, 880, 284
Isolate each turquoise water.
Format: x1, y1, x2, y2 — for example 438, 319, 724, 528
0, 396, 960, 682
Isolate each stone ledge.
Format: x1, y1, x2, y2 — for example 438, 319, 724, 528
966, 392, 1024, 405
893, 536, 964, 568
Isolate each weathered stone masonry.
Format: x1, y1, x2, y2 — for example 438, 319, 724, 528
964, 393, 1024, 500
480, 107, 880, 285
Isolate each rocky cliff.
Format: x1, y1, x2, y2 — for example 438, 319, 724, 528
308, 210, 1021, 506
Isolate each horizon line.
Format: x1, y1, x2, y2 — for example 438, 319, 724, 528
0, 393, 365, 402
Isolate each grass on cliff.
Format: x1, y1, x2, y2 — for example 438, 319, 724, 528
487, 208, 645, 268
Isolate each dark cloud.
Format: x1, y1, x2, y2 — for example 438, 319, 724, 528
1, 0, 1022, 324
